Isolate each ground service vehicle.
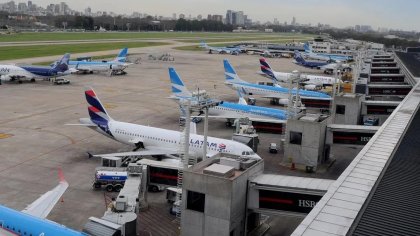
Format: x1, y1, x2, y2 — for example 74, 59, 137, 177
93, 167, 127, 192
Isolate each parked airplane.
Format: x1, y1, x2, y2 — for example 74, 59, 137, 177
224, 59, 331, 103
74, 87, 261, 160
68, 48, 131, 75
293, 51, 332, 69
0, 53, 71, 84
199, 41, 242, 55
168, 67, 288, 125
0, 170, 87, 235
259, 58, 339, 90
303, 43, 353, 62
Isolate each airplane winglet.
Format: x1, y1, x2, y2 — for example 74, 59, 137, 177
58, 168, 66, 183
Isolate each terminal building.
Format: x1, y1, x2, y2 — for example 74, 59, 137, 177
177, 49, 420, 236
290, 49, 420, 235
80, 48, 420, 236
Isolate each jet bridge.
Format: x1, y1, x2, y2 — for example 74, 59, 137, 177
370, 62, 397, 68
370, 67, 400, 74
326, 124, 379, 146
369, 74, 405, 83
367, 84, 412, 96
361, 100, 401, 125
247, 174, 335, 217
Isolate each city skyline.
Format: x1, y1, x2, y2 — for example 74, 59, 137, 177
1, 0, 420, 31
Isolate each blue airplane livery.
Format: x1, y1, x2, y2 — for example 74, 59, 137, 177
303, 43, 353, 62
0, 53, 71, 84
68, 47, 132, 75
223, 59, 332, 101
293, 51, 332, 69
168, 67, 288, 123
0, 171, 87, 236
199, 41, 242, 55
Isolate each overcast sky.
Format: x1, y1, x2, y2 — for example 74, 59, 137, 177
30, 0, 420, 31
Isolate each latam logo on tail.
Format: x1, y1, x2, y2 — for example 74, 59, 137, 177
219, 143, 226, 150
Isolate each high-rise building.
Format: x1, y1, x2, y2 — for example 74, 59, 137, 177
172, 13, 176, 20
59, 2, 68, 15
17, 2, 27, 12
213, 15, 223, 22
84, 7, 91, 16
27, 0, 32, 9
226, 10, 233, 24
236, 11, 244, 25
54, 4, 60, 14
46, 4, 54, 13
225, 10, 248, 26
292, 16, 296, 26
208, 14, 223, 22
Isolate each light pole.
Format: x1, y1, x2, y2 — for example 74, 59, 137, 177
202, 107, 209, 159
331, 62, 342, 118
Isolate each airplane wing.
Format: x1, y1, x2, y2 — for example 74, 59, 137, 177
197, 115, 286, 124
92, 147, 181, 158
22, 170, 68, 219
248, 117, 286, 124
261, 94, 289, 99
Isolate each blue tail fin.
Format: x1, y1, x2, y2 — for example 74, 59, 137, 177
223, 59, 246, 84
304, 43, 311, 53
168, 68, 192, 98
294, 51, 305, 64
53, 53, 70, 72
259, 58, 276, 79
114, 48, 128, 62
84, 87, 112, 127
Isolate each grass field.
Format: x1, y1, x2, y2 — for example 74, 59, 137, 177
0, 41, 168, 61
0, 32, 305, 42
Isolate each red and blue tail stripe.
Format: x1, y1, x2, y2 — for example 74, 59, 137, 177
259, 58, 275, 79
84, 88, 112, 130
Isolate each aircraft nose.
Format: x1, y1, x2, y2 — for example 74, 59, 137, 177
250, 153, 262, 160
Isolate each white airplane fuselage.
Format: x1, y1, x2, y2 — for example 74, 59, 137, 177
0, 65, 50, 81
84, 119, 259, 159
69, 61, 127, 73
273, 71, 335, 86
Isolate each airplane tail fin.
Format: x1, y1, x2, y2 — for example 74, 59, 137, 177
237, 88, 248, 105
223, 59, 246, 84
84, 87, 113, 126
294, 51, 305, 64
259, 58, 276, 80
304, 43, 311, 53
53, 53, 70, 72
114, 47, 128, 62
168, 68, 192, 98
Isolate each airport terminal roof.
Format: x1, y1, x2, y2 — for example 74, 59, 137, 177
251, 174, 334, 192
292, 80, 420, 236
348, 86, 420, 235
395, 51, 420, 78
